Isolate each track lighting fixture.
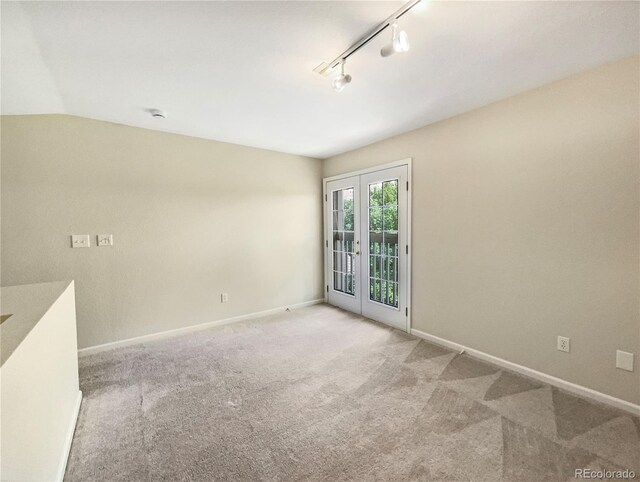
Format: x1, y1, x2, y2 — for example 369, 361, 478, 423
313, 0, 421, 92
332, 61, 352, 92
380, 23, 410, 57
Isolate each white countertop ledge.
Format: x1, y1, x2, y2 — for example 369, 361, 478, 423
1, 280, 74, 366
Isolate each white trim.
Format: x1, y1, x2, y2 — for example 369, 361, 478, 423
322, 180, 328, 304
406, 160, 412, 334
56, 390, 82, 482
323, 157, 413, 183
78, 299, 324, 356
411, 328, 640, 416
322, 158, 413, 333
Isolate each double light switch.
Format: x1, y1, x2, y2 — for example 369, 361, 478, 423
71, 234, 113, 248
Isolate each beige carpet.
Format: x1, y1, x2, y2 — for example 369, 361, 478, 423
65, 304, 639, 481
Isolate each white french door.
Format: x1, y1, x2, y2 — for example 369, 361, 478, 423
325, 164, 410, 331
326, 175, 361, 314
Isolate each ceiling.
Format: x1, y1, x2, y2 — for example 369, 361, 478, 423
2, 1, 638, 159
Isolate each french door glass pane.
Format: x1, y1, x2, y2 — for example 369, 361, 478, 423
368, 180, 399, 307
332, 188, 355, 296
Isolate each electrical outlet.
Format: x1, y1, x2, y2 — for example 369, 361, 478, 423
221, 293, 229, 303
71, 234, 90, 248
557, 336, 570, 353
616, 350, 634, 372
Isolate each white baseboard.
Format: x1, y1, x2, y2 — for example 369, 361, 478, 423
78, 299, 324, 356
56, 390, 82, 482
411, 328, 640, 417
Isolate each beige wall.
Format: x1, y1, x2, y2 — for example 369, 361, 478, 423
1, 115, 323, 349
2, 58, 638, 405
324, 56, 640, 404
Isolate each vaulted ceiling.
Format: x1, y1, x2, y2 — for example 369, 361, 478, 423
2, 1, 638, 158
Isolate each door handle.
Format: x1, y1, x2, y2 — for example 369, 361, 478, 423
355, 251, 360, 256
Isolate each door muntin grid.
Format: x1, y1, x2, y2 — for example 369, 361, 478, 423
332, 188, 356, 296
368, 180, 399, 308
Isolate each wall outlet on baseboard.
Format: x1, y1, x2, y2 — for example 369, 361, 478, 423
616, 350, 634, 372
557, 336, 570, 353
221, 293, 229, 303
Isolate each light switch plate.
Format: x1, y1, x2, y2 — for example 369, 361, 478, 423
616, 350, 634, 372
71, 234, 90, 248
97, 234, 113, 247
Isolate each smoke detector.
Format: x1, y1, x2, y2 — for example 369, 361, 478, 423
149, 109, 167, 119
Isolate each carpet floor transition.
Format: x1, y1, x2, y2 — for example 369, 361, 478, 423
65, 304, 639, 481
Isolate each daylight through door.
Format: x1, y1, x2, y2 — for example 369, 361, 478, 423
325, 164, 409, 331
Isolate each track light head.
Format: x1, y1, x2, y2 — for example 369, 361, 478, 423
332, 74, 352, 92
380, 23, 410, 57
332, 61, 352, 92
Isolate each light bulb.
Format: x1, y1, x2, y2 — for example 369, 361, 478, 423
393, 29, 410, 53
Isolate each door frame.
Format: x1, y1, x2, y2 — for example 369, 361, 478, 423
322, 158, 413, 333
